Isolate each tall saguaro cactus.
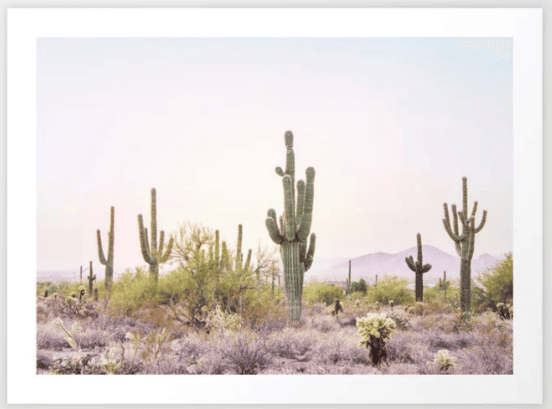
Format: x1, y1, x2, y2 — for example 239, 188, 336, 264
405, 233, 432, 302
442, 177, 487, 313
87, 261, 96, 295
138, 188, 174, 284
265, 131, 316, 323
97, 206, 115, 291
346, 260, 352, 295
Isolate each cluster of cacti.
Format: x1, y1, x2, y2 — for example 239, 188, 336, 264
97, 206, 115, 291
138, 188, 174, 284
443, 177, 487, 313
405, 233, 432, 302
87, 261, 96, 295
265, 131, 316, 323
356, 313, 397, 366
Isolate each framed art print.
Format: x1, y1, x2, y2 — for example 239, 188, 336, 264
7, 8, 542, 404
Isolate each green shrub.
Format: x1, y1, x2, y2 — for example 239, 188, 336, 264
109, 267, 158, 316
365, 275, 414, 305
477, 253, 513, 305
303, 281, 344, 306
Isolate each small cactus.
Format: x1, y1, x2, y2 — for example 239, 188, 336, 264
405, 233, 432, 302
87, 261, 96, 295
357, 313, 397, 366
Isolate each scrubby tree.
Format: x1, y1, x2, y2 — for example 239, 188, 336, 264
477, 253, 513, 305
365, 274, 414, 305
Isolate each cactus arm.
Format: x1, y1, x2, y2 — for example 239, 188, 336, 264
235, 225, 243, 270
405, 256, 416, 271
416, 233, 423, 264
442, 218, 461, 243
150, 188, 157, 255
108, 207, 114, 264
138, 215, 153, 264
275, 167, 285, 176
304, 233, 316, 272
244, 249, 252, 271
158, 231, 165, 256
471, 201, 479, 217
297, 168, 315, 242
97, 230, 107, 265
462, 177, 468, 215
296, 180, 306, 228
443, 203, 462, 242
283, 176, 296, 240
451, 204, 459, 236
475, 210, 487, 233
266, 217, 284, 245
422, 263, 432, 273
159, 236, 174, 263
214, 230, 220, 269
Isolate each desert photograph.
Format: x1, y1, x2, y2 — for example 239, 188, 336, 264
35, 37, 513, 375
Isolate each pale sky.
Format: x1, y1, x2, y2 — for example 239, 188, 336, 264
37, 38, 513, 273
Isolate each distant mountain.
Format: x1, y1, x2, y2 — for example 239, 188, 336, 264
307, 245, 505, 285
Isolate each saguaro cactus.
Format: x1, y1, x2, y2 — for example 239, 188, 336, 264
234, 224, 252, 272
97, 206, 115, 291
442, 177, 487, 313
265, 131, 316, 323
346, 260, 352, 295
138, 188, 174, 284
87, 261, 96, 295
405, 233, 432, 302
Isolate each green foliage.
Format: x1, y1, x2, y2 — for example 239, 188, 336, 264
477, 253, 513, 305
109, 267, 158, 316
351, 279, 368, 295
365, 275, 414, 305
303, 281, 344, 306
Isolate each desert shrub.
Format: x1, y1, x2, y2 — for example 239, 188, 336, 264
267, 328, 318, 359
477, 253, 513, 305
109, 267, 158, 316
303, 280, 344, 306
315, 331, 368, 365
365, 275, 414, 305
351, 279, 368, 295
217, 329, 272, 374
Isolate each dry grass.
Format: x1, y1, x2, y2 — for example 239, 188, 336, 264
37, 299, 513, 375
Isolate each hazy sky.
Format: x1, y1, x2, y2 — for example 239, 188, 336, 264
37, 38, 512, 273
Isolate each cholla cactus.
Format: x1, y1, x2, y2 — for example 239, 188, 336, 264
496, 302, 512, 319
356, 313, 397, 366
427, 349, 457, 372
389, 300, 394, 309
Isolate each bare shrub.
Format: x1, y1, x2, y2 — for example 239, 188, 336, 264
37, 322, 69, 350
217, 330, 272, 374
